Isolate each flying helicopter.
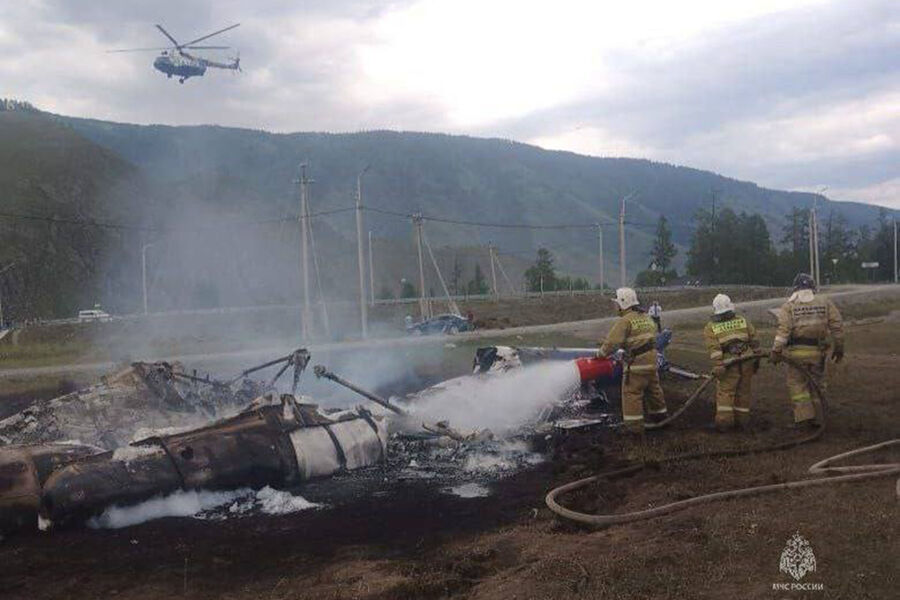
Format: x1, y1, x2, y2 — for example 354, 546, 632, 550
110, 23, 241, 84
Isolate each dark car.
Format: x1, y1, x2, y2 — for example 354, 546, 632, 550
405, 313, 473, 335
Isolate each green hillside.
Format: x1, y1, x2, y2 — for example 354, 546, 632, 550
58, 114, 889, 271
0, 109, 154, 320
0, 105, 894, 321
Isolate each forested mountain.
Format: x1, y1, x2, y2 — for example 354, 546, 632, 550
0, 104, 894, 320
0, 109, 152, 318
57, 113, 890, 271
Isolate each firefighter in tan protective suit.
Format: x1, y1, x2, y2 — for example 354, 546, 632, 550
598, 288, 666, 433
703, 294, 759, 431
770, 273, 844, 427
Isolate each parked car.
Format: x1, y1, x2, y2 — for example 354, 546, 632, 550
406, 313, 473, 335
77, 309, 112, 323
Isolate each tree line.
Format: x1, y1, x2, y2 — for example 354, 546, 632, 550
525, 205, 897, 290
379, 201, 895, 300
680, 205, 897, 285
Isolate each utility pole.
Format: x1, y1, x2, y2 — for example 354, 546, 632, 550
597, 224, 604, 292
710, 187, 720, 280
368, 230, 375, 306
809, 207, 819, 283
0, 261, 17, 329
815, 188, 827, 284
141, 242, 156, 316
489, 243, 498, 299
413, 214, 428, 319
894, 217, 898, 284
619, 196, 627, 287
814, 209, 821, 284
298, 164, 312, 341
810, 199, 821, 284
356, 165, 370, 338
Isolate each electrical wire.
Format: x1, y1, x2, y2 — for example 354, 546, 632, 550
0, 204, 655, 235
0, 206, 356, 233
362, 205, 657, 230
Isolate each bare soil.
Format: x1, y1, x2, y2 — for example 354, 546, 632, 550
1, 294, 898, 599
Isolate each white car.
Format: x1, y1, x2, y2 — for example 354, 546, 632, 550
77, 309, 112, 323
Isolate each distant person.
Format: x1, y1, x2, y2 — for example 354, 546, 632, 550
648, 301, 662, 332
597, 287, 666, 434
703, 294, 759, 432
770, 273, 843, 428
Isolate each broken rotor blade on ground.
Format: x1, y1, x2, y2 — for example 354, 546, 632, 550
224, 349, 311, 389
312, 365, 406, 415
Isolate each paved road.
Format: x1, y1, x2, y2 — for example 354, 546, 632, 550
2, 285, 897, 380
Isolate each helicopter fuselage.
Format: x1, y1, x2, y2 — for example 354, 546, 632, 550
112, 23, 240, 84
153, 54, 206, 82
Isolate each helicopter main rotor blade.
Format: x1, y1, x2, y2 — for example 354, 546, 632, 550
182, 45, 230, 50
107, 47, 172, 53
155, 24, 181, 48
181, 23, 240, 48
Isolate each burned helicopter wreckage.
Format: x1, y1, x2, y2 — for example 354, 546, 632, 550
1, 332, 700, 534
0, 350, 314, 450
1, 349, 390, 533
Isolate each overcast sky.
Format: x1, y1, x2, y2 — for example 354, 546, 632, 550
1, 0, 897, 207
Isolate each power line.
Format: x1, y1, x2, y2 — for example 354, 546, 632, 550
362, 205, 625, 230
0, 210, 160, 232
0, 203, 658, 235
0, 206, 356, 233
364, 205, 660, 230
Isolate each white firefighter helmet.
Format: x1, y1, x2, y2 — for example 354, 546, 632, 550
712, 293, 735, 315
612, 287, 639, 310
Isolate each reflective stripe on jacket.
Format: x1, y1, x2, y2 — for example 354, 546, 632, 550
773, 294, 843, 351
703, 315, 758, 365
599, 309, 657, 372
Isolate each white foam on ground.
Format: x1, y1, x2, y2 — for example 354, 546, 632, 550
87, 486, 322, 529
409, 362, 579, 434
255, 486, 320, 514
445, 482, 490, 498
463, 440, 545, 474
88, 489, 251, 529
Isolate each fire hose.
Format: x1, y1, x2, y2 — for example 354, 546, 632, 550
545, 353, 900, 527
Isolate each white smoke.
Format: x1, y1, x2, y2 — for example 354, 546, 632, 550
407, 361, 580, 433
87, 489, 249, 529
86, 486, 320, 529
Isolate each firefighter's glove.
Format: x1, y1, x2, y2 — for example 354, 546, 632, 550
712, 365, 726, 379
769, 349, 783, 364
831, 341, 844, 363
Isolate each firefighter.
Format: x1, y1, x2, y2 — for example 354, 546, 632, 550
703, 294, 759, 431
598, 287, 666, 433
770, 273, 844, 427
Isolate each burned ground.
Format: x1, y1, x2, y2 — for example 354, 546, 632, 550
0, 298, 898, 599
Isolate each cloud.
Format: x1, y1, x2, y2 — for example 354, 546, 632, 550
823, 178, 900, 209
0, 0, 896, 208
